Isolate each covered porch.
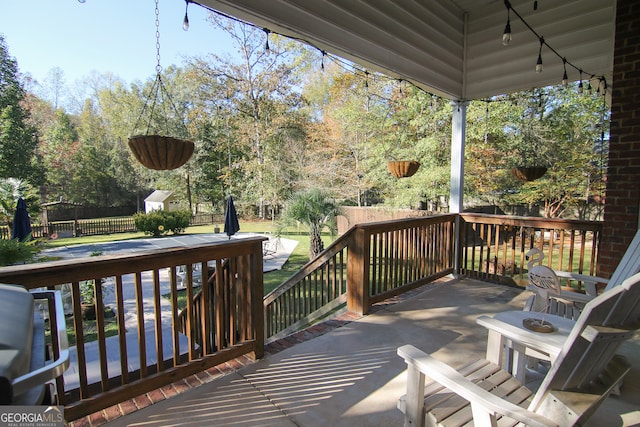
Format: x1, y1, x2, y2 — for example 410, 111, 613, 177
95, 277, 640, 426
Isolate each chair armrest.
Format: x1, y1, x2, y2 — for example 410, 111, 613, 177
11, 290, 70, 397
553, 271, 608, 296
555, 289, 594, 305
397, 345, 557, 427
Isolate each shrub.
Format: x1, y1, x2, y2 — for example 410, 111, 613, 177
133, 210, 191, 236
0, 236, 41, 266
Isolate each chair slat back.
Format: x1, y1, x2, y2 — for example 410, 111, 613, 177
606, 229, 640, 291
529, 271, 640, 410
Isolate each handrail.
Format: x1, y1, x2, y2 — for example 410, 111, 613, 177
264, 230, 352, 340
459, 213, 602, 288
264, 229, 354, 305
264, 214, 457, 338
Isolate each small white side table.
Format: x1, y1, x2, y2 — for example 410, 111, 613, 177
477, 310, 576, 383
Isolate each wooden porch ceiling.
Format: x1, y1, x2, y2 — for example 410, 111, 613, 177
194, 0, 615, 100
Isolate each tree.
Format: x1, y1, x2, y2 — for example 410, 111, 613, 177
279, 188, 341, 258
188, 15, 307, 218
39, 109, 79, 200
464, 85, 608, 219
0, 35, 43, 186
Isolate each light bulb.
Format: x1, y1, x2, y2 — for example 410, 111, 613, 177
78, 0, 86, 3
502, 20, 511, 45
562, 71, 568, 87
536, 54, 543, 73
182, 1, 190, 31
578, 81, 584, 94
264, 29, 270, 52
535, 38, 544, 73
183, 13, 189, 31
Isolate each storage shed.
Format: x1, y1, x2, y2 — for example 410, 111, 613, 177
144, 190, 177, 213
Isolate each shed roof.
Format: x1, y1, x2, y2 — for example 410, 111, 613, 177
144, 190, 174, 203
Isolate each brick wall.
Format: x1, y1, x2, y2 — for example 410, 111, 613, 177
599, 0, 640, 277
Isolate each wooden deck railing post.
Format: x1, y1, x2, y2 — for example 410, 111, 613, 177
347, 227, 370, 315
251, 241, 265, 359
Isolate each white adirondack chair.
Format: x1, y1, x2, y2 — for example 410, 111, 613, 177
397, 271, 640, 427
554, 228, 640, 296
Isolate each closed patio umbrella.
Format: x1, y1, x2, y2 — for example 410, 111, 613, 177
224, 195, 240, 239
11, 197, 32, 241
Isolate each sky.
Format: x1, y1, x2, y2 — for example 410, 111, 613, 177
0, 0, 236, 87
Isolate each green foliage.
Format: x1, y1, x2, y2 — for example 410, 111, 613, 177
0, 35, 44, 186
133, 210, 191, 236
0, 178, 40, 226
279, 188, 340, 258
0, 236, 40, 266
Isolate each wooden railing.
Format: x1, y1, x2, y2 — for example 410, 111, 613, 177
459, 213, 602, 288
348, 215, 456, 312
0, 237, 265, 421
264, 232, 352, 341
264, 214, 457, 339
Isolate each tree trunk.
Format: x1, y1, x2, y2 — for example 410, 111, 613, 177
310, 230, 324, 259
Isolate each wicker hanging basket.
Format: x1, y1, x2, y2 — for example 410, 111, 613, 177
388, 160, 420, 178
128, 2, 194, 171
511, 166, 547, 182
128, 135, 194, 170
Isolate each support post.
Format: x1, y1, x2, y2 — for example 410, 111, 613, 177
450, 100, 469, 276
347, 227, 370, 315
251, 241, 265, 359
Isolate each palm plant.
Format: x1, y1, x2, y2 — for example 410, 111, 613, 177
279, 189, 341, 258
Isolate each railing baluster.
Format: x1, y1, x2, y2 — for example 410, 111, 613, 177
152, 269, 163, 372
94, 277, 109, 391
133, 272, 147, 378
170, 266, 180, 365
114, 275, 129, 384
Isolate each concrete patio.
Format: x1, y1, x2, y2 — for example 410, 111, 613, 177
91, 277, 639, 427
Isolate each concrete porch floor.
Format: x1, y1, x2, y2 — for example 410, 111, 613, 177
95, 277, 640, 427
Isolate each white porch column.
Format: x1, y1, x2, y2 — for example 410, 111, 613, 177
450, 100, 468, 277
449, 100, 469, 213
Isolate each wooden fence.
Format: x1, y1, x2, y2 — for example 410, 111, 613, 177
0, 213, 222, 239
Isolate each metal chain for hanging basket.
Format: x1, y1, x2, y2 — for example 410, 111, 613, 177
128, 0, 194, 170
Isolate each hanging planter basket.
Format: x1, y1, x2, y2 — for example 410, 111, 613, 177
388, 160, 420, 178
128, 0, 194, 171
128, 135, 194, 171
511, 166, 547, 182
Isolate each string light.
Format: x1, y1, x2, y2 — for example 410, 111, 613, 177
264, 28, 270, 52
501, 1, 607, 95
184, 0, 604, 104
502, 2, 512, 46
578, 70, 584, 94
536, 37, 544, 73
182, 0, 190, 31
